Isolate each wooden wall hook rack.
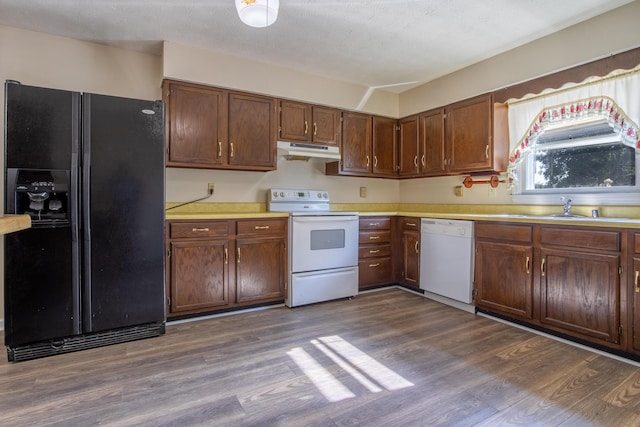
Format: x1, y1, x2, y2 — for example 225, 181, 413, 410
462, 175, 505, 188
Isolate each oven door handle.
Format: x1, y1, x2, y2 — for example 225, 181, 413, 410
292, 216, 358, 223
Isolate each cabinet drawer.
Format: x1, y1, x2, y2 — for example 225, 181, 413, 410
358, 257, 392, 285
237, 219, 286, 236
475, 222, 532, 243
400, 218, 420, 230
540, 227, 620, 252
170, 221, 230, 239
359, 217, 391, 230
359, 244, 391, 259
359, 230, 391, 244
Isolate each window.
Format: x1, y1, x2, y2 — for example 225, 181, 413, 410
524, 119, 637, 192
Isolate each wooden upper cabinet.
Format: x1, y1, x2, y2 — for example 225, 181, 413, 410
164, 80, 226, 168
279, 100, 309, 142
419, 108, 446, 176
445, 94, 508, 174
312, 106, 341, 145
398, 116, 418, 177
227, 91, 277, 170
163, 79, 276, 171
279, 100, 340, 146
340, 111, 372, 174
372, 116, 397, 177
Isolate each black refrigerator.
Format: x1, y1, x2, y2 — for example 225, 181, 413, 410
4, 81, 166, 361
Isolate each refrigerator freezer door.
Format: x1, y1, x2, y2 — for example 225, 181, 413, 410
82, 94, 166, 332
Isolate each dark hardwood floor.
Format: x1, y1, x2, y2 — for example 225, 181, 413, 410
1, 288, 640, 426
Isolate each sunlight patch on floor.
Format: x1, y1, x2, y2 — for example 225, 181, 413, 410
287, 334, 414, 402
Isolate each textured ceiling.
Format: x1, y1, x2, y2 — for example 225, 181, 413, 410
0, 0, 634, 93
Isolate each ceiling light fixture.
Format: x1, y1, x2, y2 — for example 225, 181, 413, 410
235, 0, 279, 28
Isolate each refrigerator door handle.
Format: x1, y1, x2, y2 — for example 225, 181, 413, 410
82, 95, 93, 330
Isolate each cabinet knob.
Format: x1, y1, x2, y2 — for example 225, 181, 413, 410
230, 142, 234, 158
525, 256, 530, 275
414, 241, 419, 253
369, 263, 380, 268
217, 141, 222, 158
635, 270, 639, 293
254, 225, 270, 230
304, 120, 308, 135
369, 249, 380, 254
192, 227, 210, 232
313, 122, 317, 136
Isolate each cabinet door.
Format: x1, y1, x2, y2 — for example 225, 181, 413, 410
633, 256, 640, 353
340, 111, 372, 174
372, 116, 397, 177
446, 94, 492, 173
401, 230, 420, 287
540, 248, 621, 345
228, 92, 276, 170
236, 236, 285, 303
169, 240, 229, 313
279, 100, 310, 142
475, 240, 533, 320
164, 82, 225, 167
312, 106, 341, 145
398, 116, 419, 177
419, 108, 445, 175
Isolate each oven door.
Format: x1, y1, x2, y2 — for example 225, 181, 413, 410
291, 215, 359, 272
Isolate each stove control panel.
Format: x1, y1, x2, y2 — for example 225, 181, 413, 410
268, 189, 329, 203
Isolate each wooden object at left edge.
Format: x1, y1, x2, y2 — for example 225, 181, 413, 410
0, 214, 31, 235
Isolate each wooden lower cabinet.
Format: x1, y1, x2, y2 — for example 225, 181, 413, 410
475, 222, 533, 320
358, 216, 393, 289
169, 239, 229, 313
476, 222, 629, 354
235, 219, 286, 304
166, 218, 286, 317
398, 217, 420, 288
630, 231, 640, 354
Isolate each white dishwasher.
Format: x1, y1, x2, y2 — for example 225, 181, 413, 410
419, 218, 474, 304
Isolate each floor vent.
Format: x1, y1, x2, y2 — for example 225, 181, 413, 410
7, 322, 165, 362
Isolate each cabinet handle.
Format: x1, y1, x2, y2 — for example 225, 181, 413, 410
192, 227, 210, 232
541, 258, 546, 277
366, 156, 370, 167
421, 154, 425, 167
485, 145, 489, 159
224, 247, 228, 265
369, 235, 380, 240
635, 270, 640, 293
369, 263, 380, 268
414, 241, 419, 253
237, 247, 241, 263
406, 222, 416, 227
374, 156, 378, 167
230, 142, 234, 158
304, 120, 308, 135
369, 249, 380, 254
217, 141, 222, 158
525, 256, 530, 275
369, 222, 380, 226
254, 225, 270, 230
414, 156, 418, 168
313, 122, 317, 135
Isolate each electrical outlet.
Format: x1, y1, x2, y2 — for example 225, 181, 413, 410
359, 186, 367, 198
207, 183, 215, 195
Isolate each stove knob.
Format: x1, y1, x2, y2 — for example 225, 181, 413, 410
280, 192, 285, 198
317, 192, 322, 199
272, 191, 277, 198
322, 192, 328, 199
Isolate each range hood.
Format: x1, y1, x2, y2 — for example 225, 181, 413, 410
277, 141, 341, 161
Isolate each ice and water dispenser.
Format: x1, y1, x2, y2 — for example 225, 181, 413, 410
7, 169, 70, 226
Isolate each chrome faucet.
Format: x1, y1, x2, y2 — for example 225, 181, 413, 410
561, 197, 572, 216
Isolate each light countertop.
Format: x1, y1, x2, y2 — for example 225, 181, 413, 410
0, 214, 31, 234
